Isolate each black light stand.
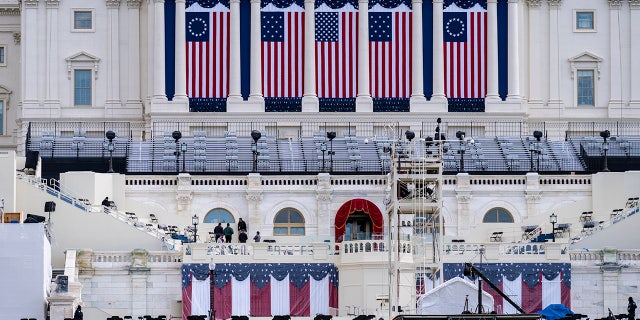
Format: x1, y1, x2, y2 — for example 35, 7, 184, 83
601, 130, 610, 172
321, 142, 327, 172
105, 131, 116, 173
456, 131, 466, 173
251, 130, 261, 172
326, 132, 336, 172
181, 142, 187, 173
550, 213, 557, 242
173, 131, 182, 173
192, 214, 199, 243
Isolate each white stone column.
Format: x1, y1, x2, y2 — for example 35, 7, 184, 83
485, 0, 500, 102
106, 0, 121, 110
174, 0, 189, 103
431, 0, 446, 103
45, 0, 60, 111
410, 0, 425, 103
249, 0, 263, 102
547, 0, 562, 107
356, 0, 372, 111
127, 0, 142, 107
22, 0, 39, 106
228, 0, 243, 102
608, 0, 623, 110
145, 0, 155, 107
631, 1, 640, 108
302, 0, 319, 112
506, 0, 521, 100
526, 0, 543, 106
153, 0, 167, 102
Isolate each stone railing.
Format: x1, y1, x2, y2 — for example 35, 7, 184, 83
440, 242, 568, 262
76, 250, 182, 269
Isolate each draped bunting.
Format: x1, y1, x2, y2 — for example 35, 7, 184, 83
189, 98, 227, 112
315, 0, 358, 10
182, 263, 339, 319
368, 0, 411, 10
334, 198, 384, 242
373, 98, 410, 112
261, 0, 305, 10
264, 98, 303, 112
319, 98, 356, 112
188, 0, 230, 8
443, 0, 487, 10
447, 98, 485, 112
443, 263, 571, 313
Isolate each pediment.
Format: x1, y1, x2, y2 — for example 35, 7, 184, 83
568, 51, 603, 63
0, 85, 11, 95
65, 51, 101, 63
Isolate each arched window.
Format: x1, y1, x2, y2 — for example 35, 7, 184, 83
204, 208, 235, 224
273, 208, 305, 236
482, 207, 514, 223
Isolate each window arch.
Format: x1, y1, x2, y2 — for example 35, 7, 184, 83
273, 208, 305, 236
204, 208, 235, 224
482, 207, 514, 223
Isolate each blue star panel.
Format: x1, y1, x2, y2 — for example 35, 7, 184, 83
443, 12, 467, 42
186, 12, 210, 42
315, 12, 339, 42
261, 12, 285, 42
369, 13, 392, 42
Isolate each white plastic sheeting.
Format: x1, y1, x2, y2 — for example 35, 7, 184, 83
417, 277, 495, 314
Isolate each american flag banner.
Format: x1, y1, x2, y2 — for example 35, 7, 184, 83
261, 5, 305, 98
443, 1, 487, 99
368, 5, 412, 99
186, 2, 230, 99
444, 263, 571, 314
315, 5, 358, 99
182, 263, 339, 319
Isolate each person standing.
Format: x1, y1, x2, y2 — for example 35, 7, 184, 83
253, 231, 261, 242
223, 223, 234, 243
238, 230, 248, 243
238, 218, 247, 232
629, 297, 637, 320
74, 305, 83, 320
214, 223, 224, 242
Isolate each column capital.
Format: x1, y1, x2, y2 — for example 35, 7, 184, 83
251, 0, 261, 4
127, 0, 141, 8
526, 0, 542, 7
45, 0, 59, 8
359, 0, 368, 3
107, 0, 121, 8
154, 0, 165, 3
547, 0, 561, 7
432, 0, 443, 3
487, 0, 498, 3
230, 0, 241, 3
631, 0, 640, 8
174, 0, 186, 2
508, 0, 520, 3
608, 0, 622, 8
305, 0, 314, 3
23, 0, 39, 8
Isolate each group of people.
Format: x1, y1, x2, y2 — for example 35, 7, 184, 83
212, 218, 261, 243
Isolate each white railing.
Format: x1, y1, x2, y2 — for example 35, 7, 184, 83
18, 173, 92, 212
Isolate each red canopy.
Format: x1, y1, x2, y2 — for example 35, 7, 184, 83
334, 198, 384, 242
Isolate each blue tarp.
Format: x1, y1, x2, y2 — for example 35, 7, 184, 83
537, 304, 574, 320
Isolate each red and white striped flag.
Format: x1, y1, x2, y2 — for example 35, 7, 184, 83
443, 7, 487, 99
261, 9, 305, 98
369, 10, 413, 98
315, 9, 358, 98
186, 7, 230, 98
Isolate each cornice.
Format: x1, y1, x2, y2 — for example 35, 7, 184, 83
107, 0, 121, 8
126, 0, 141, 8
630, 0, 640, 8
0, 7, 20, 15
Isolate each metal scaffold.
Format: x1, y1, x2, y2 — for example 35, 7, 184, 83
386, 131, 445, 319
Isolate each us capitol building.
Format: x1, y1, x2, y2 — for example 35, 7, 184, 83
1, 0, 640, 319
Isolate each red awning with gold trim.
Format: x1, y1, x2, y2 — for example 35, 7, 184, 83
334, 198, 384, 242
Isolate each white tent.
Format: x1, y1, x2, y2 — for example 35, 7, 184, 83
417, 277, 495, 314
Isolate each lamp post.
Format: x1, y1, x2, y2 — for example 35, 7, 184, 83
192, 214, 199, 243
105, 131, 116, 173
320, 142, 327, 172
251, 130, 261, 173
326, 132, 336, 172
600, 130, 610, 172
181, 142, 187, 173
456, 131, 466, 173
209, 259, 216, 320
549, 213, 557, 242
172, 131, 182, 173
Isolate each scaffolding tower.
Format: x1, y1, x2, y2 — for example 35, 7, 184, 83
387, 134, 445, 318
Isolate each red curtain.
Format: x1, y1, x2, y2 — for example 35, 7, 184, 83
334, 198, 384, 242
250, 281, 271, 316
289, 281, 311, 316
213, 280, 233, 319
